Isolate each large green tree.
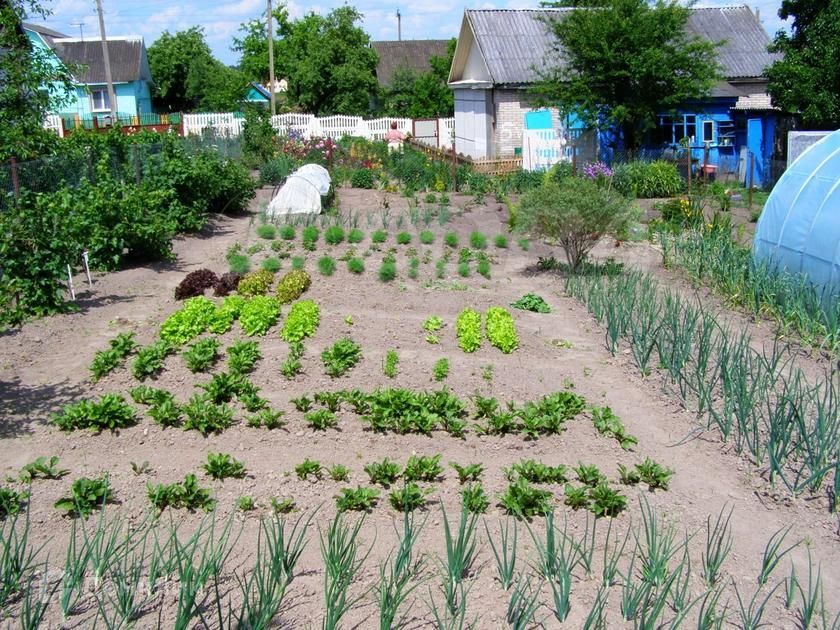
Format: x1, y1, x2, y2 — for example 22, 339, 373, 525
381, 39, 456, 118
533, 0, 721, 151
148, 27, 248, 112
234, 5, 378, 115
0, 0, 73, 160
766, 0, 840, 128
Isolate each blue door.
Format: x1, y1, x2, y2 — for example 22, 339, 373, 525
746, 118, 764, 187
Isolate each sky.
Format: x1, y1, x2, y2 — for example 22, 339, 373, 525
31, 0, 790, 66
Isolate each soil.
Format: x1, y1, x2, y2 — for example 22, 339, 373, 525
0, 185, 837, 628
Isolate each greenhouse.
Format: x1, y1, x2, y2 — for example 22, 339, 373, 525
753, 129, 840, 299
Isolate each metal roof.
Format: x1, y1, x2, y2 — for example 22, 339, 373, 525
52, 38, 150, 84
371, 40, 451, 87
464, 5, 779, 86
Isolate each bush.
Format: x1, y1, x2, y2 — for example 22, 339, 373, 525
276, 269, 311, 303
324, 226, 345, 245
280, 225, 296, 240
256, 224, 277, 240
372, 230, 387, 243
261, 257, 282, 273
318, 256, 336, 276
469, 231, 488, 249
347, 257, 364, 274
379, 261, 397, 282
419, 230, 434, 245
396, 232, 412, 245
348, 228, 364, 243
350, 168, 375, 189
517, 178, 638, 270
613, 160, 683, 198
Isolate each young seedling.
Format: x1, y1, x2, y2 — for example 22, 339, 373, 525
328, 464, 351, 482
635, 458, 674, 490
564, 484, 590, 510
403, 454, 443, 482
389, 483, 428, 512
383, 350, 399, 378
271, 497, 297, 514
588, 483, 627, 517
19, 456, 69, 481
485, 517, 518, 590
321, 338, 362, 377
304, 409, 339, 431
54, 476, 113, 518
574, 463, 606, 487
460, 483, 490, 514
227, 340, 262, 375
498, 479, 553, 521
450, 462, 483, 485
203, 452, 246, 480
433, 358, 450, 381
335, 487, 380, 512
364, 459, 402, 488
237, 495, 256, 511
295, 458, 323, 481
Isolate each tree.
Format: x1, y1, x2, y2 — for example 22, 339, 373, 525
766, 0, 840, 128
381, 38, 455, 118
148, 28, 248, 112
234, 5, 378, 115
0, 0, 74, 160
533, 0, 721, 151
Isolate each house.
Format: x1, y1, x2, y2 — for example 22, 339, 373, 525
447, 7, 780, 185
371, 40, 451, 87
24, 23, 153, 123
243, 80, 288, 107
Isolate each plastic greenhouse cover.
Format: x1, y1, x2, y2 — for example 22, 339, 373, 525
265, 164, 332, 218
754, 128, 840, 298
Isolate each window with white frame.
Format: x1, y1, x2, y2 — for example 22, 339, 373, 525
90, 89, 110, 112
702, 120, 715, 143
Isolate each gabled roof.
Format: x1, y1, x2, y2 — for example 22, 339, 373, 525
450, 6, 779, 87
22, 22, 69, 46
371, 40, 450, 87
52, 37, 151, 84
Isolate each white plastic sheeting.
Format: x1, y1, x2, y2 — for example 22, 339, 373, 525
753, 129, 840, 296
266, 164, 332, 218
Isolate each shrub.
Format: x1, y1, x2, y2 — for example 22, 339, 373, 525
419, 230, 434, 245
175, 269, 218, 300
347, 257, 364, 274
517, 178, 638, 270
237, 269, 275, 296
351, 168, 376, 189
379, 261, 397, 282
276, 269, 311, 303
261, 257, 282, 273
324, 226, 345, 245
280, 299, 320, 342
485, 307, 518, 353
302, 226, 319, 244
444, 232, 458, 247
280, 224, 296, 240
371, 230, 387, 243
347, 229, 364, 244
396, 232, 412, 245
612, 160, 683, 198
318, 256, 336, 276
256, 224, 277, 240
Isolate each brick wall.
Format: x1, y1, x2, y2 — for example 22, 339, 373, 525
492, 89, 561, 158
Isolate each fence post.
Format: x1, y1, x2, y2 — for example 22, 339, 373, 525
9, 157, 20, 199
748, 152, 754, 210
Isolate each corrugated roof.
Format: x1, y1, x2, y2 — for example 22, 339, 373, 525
371, 40, 450, 86
465, 5, 779, 86
22, 22, 69, 46
53, 38, 148, 84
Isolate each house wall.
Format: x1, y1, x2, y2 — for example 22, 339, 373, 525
56, 82, 145, 118
454, 88, 493, 159
492, 89, 565, 158
25, 28, 76, 111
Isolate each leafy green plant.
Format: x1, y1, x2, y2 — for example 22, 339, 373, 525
588, 483, 627, 517
328, 464, 351, 482
148, 396, 182, 427
238, 269, 275, 297
350, 168, 375, 189
423, 316, 443, 332
322, 338, 362, 377
147, 473, 214, 512
564, 484, 590, 509
494, 234, 509, 248
89, 332, 138, 381
613, 160, 683, 198
510, 294, 550, 313
203, 452, 246, 480
485, 307, 518, 353
396, 232, 411, 245
280, 225, 296, 240
302, 226, 319, 245
228, 253, 251, 274
227, 340, 262, 374
347, 228, 364, 243
383, 350, 399, 378
457, 261, 470, 277
279, 299, 320, 342
291, 256, 305, 270
498, 479, 553, 520
291, 395, 313, 412
378, 260, 397, 282
476, 258, 491, 279
506, 460, 568, 484
276, 269, 311, 304
574, 463, 606, 487
198, 371, 244, 403
403, 454, 443, 482
318, 256, 337, 276
295, 459, 323, 481
456, 308, 482, 352
131, 340, 174, 380
347, 257, 364, 274
618, 464, 642, 485
239, 295, 281, 336
261, 256, 282, 273
280, 341, 305, 378
324, 226, 346, 245
256, 224, 277, 240
591, 406, 637, 449
160, 296, 217, 345
182, 338, 220, 373
469, 232, 487, 250
635, 458, 674, 490
182, 395, 234, 435
419, 230, 435, 245
335, 486, 380, 511
433, 358, 450, 381
54, 476, 113, 518
364, 459, 402, 488
461, 483, 490, 514
237, 495, 256, 511
52, 394, 136, 432
450, 462, 483, 484
19, 456, 68, 481
444, 232, 458, 248
271, 497, 297, 514
246, 408, 286, 429
388, 483, 428, 512
0, 487, 27, 519
371, 230, 387, 243
304, 409, 339, 431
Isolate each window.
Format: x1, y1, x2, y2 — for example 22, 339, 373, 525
90, 89, 110, 112
702, 120, 715, 143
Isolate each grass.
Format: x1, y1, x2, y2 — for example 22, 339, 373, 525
444, 232, 458, 248
347, 257, 364, 274
318, 256, 337, 276
291, 256, 305, 270
348, 228, 364, 243
396, 232, 412, 245
261, 256, 282, 273
280, 225, 296, 240
420, 230, 435, 245
324, 226, 345, 245
457, 262, 470, 277
379, 261, 397, 282
228, 254, 250, 274
256, 224, 277, 240
372, 230, 387, 243
494, 234, 509, 248
469, 231, 487, 250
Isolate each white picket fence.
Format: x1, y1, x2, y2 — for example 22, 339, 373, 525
182, 113, 454, 149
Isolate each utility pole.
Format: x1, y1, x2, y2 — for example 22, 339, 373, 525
396, 8, 401, 41
267, 0, 276, 116
94, 0, 117, 120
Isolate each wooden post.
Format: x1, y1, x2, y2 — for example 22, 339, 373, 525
748, 152, 754, 210
9, 157, 20, 199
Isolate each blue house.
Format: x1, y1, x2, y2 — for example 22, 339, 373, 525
447, 6, 780, 186
24, 23, 153, 124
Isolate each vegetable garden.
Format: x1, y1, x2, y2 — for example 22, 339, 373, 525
0, 129, 838, 628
